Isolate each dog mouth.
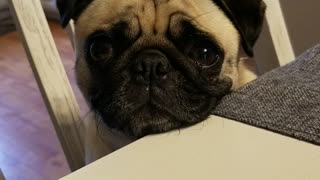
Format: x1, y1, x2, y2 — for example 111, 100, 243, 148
89, 72, 233, 137
90, 85, 214, 137
95, 102, 189, 138
135, 86, 171, 108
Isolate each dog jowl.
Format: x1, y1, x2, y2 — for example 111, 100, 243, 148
57, 0, 266, 137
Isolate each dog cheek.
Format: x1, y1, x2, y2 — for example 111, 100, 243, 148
219, 61, 239, 90
75, 57, 93, 100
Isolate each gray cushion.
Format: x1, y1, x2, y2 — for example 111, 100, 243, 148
213, 44, 320, 145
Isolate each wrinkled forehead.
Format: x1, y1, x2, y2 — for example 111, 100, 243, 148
75, 0, 239, 52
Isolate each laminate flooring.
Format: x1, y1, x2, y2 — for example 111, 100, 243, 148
0, 22, 88, 180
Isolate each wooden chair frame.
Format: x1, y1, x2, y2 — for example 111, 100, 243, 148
7, 0, 295, 172
8, 0, 84, 171
264, 0, 295, 65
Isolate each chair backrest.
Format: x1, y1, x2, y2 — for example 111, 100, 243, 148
264, 0, 295, 66
7, 0, 295, 172
8, 0, 84, 171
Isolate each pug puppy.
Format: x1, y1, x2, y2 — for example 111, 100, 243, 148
57, 0, 266, 163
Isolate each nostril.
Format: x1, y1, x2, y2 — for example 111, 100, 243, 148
135, 62, 144, 73
134, 61, 151, 83
156, 62, 168, 77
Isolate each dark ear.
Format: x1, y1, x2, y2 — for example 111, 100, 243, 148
56, 0, 93, 27
214, 0, 266, 57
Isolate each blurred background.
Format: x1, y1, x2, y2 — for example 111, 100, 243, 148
0, 0, 319, 179
0, 0, 59, 34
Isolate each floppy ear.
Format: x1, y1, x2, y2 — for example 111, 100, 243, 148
214, 0, 266, 57
56, 0, 93, 27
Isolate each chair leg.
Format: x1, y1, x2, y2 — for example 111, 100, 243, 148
8, 0, 85, 171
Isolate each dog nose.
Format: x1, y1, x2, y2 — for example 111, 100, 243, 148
133, 50, 169, 83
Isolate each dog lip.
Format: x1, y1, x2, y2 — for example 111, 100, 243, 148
131, 86, 166, 110
142, 87, 162, 103
132, 100, 161, 116
139, 82, 164, 95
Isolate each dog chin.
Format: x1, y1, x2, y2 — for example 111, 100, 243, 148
96, 108, 173, 138
91, 80, 228, 137
95, 99, 212, 138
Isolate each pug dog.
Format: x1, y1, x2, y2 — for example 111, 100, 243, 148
56, 0, 266, 163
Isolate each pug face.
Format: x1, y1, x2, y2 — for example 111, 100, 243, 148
57, 0, 266, 137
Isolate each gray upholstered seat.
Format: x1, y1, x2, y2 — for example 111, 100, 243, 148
214, 44, 320, 145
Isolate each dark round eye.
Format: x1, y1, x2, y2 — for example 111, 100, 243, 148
188, 41, 223, 68
193, 47, 222, 68
88, 35, 113, 61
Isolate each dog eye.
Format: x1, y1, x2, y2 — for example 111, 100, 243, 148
190, 46, 221, 68
88, 35, 113, 61
185, 38, 223, 68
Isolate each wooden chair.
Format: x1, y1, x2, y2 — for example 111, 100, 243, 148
7, 0, 295, 173
8, 0, 84, 171
264, 0, 295, 66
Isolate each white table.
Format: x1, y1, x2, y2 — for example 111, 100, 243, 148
62, 116, 320, 180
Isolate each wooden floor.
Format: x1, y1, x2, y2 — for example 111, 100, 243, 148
0, 22, 88, 180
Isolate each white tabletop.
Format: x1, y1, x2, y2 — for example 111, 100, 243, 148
62, 115, 320, 180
